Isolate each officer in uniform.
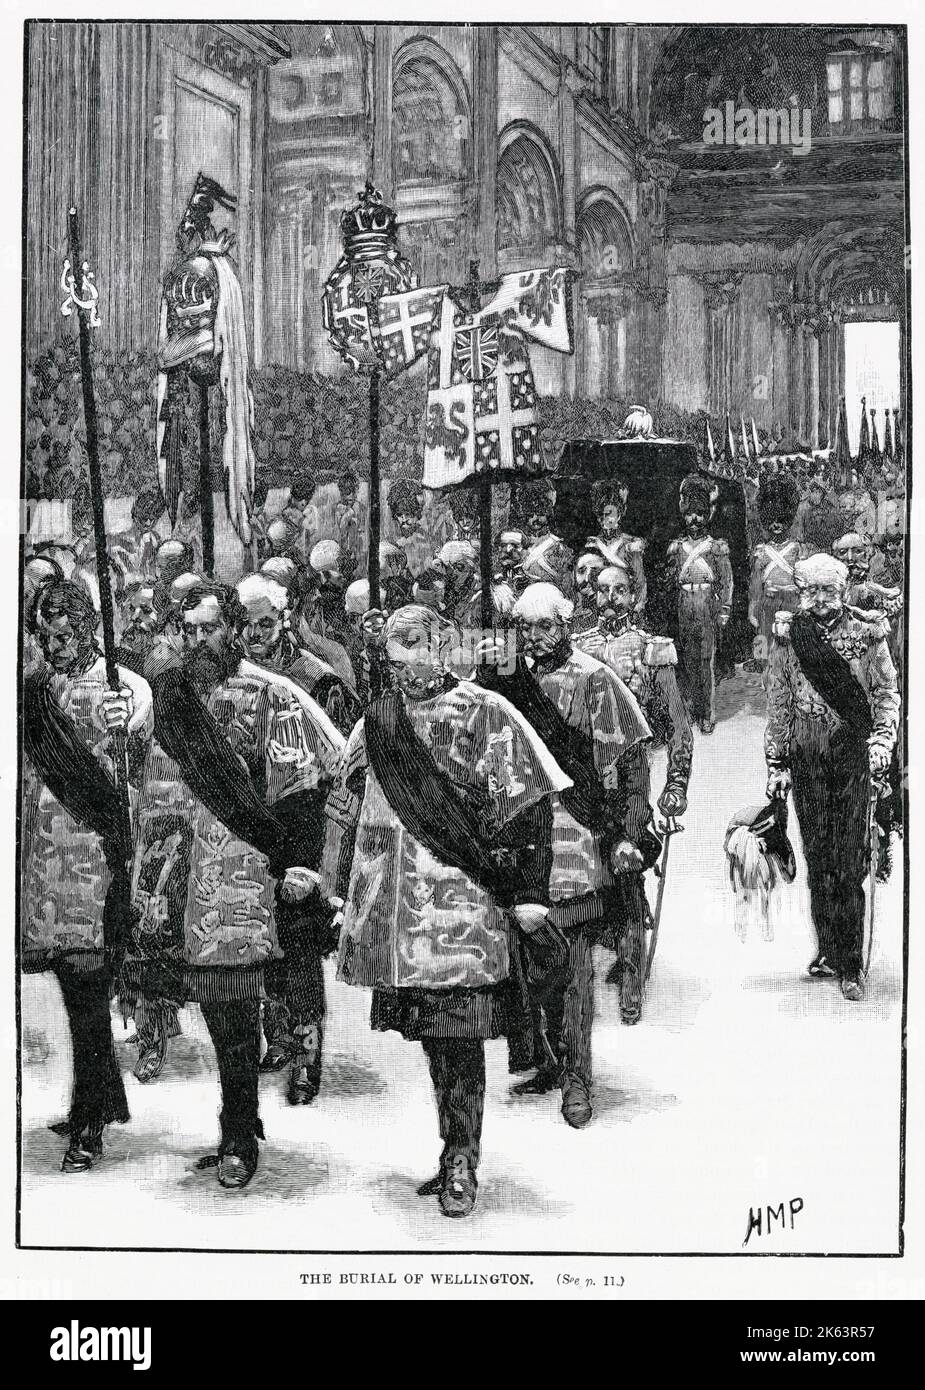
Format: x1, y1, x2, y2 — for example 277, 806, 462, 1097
832, 533, 904, 624
666, 475, 733, 735
764, 554, 900, 1001
585, 479, 647, 618
577, 562, 693, 1021
749, 476, 804, 668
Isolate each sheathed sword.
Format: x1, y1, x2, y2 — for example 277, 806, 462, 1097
864, 776, 887, 977
645, 814, 681, 989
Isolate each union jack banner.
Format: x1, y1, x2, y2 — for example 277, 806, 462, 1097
377, 267, 573, 489
453, 321, 499, 382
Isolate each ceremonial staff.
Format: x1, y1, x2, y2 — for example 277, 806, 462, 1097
322, 182, 417, 694
61, 207, 133, 920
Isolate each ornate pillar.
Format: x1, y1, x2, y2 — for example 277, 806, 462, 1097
635, 141, 678, 403
696, 271, 744, 418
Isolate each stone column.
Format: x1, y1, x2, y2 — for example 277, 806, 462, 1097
26, 21, 99, 355
372, 27, 393, 200
634, 142, 678, 404
95, 22, 154, 355
472, 25, 498, 279
697, 271, 744, 419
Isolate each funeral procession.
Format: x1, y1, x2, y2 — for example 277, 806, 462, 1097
17, 20, 907, 1253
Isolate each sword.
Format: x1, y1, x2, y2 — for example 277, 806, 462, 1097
645, 814, 682, 988
864, 775, 887, 976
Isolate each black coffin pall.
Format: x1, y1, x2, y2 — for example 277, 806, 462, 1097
555, 438, 750, 661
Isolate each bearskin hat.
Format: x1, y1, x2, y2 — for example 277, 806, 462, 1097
757, 474, 800, 528
678, 473, 718, 517
510, 477, 556, 526
590, 477, 630, 515
387, 477, 424, 519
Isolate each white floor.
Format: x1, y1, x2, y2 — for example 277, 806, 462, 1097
19, 670, 904, 1254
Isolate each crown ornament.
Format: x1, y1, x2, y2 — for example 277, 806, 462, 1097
339, 180, 400, 259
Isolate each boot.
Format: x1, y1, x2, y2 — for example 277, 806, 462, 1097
287, 1023, 323, 1105
438, 1154, 478, 1218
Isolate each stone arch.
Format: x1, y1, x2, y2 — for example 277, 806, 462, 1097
391, 37, 472, 187
496, 122, 562, 266
575, 188, 637, 400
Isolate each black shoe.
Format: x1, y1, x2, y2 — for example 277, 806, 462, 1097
511, 1068, 560, 1096
416, 1171, 445, 1197
48, 1119, 71, 1137
561, 1075, 593, 1129
439, 1155, 478, 1218
840, 974, 866, 1003
217, 1142, 258, 1189
287, 1056, 320, 1106
808, 954, 838, 979
61, 1128, 103, 1174
134, 1029, 169, 1084
259, 1040, 293, 1073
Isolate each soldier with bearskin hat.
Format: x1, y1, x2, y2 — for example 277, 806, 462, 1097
512, 477, 575, 595
584, 478, 647, 618
387, 477, 432, 578
748, 474, 804, 667
666, 475, 733, 735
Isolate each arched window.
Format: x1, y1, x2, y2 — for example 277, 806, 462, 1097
392, 50, 470, 187
497, 128, 560, 261
576, 191, 635, 399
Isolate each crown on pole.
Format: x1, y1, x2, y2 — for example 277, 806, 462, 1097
340, 180, 399, 257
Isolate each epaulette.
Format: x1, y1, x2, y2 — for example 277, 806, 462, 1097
713, 538, 730, 556
644, 635, 677, 667
846, 606, 891, 641
627, 536, 646, 554
771, 610, 794, 641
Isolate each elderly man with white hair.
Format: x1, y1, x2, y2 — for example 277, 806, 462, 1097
484, 582, 654, 1127
764, 553, 899, 1000
235, 572, 355, 1102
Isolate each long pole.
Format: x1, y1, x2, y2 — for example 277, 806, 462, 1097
198, 381, 215, 577
368, 366, 381, 610
66, 208, 133, 925
478, 473, 493, 631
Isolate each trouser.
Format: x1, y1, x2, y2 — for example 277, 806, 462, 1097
135, 995, 181, 1049
677, 598, 716, 723
790, 726, 870, 977
200, 1001, 262, 1156
537, 932, 594, 1086
55, 962, 129, 1141
421, 1038, 485, 1171
262, 902, 326, 1040
612, 875, 651, 1014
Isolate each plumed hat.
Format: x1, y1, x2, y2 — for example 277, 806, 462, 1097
724, 798, 796, 942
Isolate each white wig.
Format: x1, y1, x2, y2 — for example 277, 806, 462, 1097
512, 582, 574, 626
236, 573, 289, 613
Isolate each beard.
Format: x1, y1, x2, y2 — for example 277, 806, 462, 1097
184, 643, 234, 688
